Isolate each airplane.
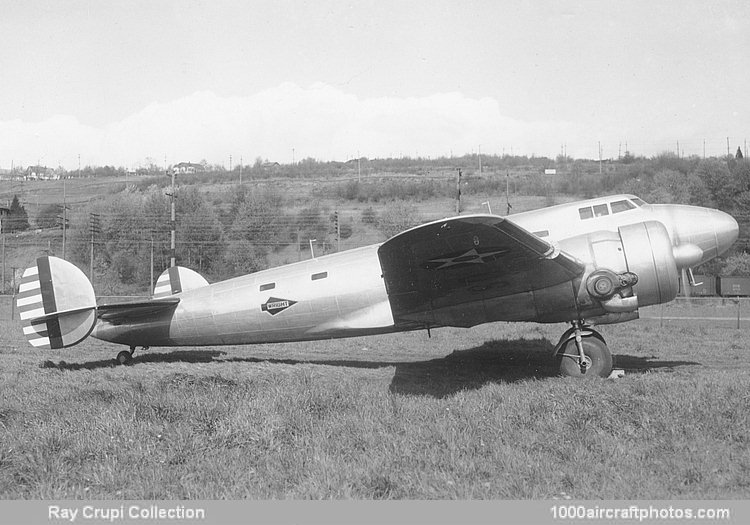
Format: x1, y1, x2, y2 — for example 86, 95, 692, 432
16, 194, 738, 378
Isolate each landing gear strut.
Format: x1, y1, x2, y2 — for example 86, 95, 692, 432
555, 322, 613, 378
116, 346, 149, 365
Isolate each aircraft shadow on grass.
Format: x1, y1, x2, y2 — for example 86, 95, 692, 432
40, 340, 701, 398
614, 355, 700, 373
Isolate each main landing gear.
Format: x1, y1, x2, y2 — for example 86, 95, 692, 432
116, 346, 149, 365
555, 321, 613, 378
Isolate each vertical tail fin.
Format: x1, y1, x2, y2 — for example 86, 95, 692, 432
152, 266, 209, 298
17, 256, 97, 349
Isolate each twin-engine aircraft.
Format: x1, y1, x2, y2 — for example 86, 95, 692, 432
17, 194, 738, 377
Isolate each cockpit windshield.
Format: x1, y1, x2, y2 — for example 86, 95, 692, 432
578, 197, 645, 221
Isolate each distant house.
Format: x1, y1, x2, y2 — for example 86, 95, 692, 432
25, 166, 59, 180
173, 162, 206, 174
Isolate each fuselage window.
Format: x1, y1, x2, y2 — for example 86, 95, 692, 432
259, 283, 275, 291
610, 200, 636, 214
579, 207, 594, 220
311, 271, 328, 281
593, 203, 609, 217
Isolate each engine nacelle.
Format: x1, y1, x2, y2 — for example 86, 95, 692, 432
617, 221, 679, 307
558, 220, 679, 316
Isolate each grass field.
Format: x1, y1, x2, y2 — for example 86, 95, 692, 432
1, 314, 749, 500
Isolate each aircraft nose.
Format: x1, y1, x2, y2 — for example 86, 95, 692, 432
669, 206, 739, 263
713, 208, 739, 256
655, 204, 739, 265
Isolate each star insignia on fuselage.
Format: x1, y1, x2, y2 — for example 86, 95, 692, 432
423, 247, 509, 270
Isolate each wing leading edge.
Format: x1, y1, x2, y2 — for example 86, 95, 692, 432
377, 215, 585, 327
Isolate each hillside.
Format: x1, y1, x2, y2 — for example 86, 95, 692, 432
2, 153, 747, 294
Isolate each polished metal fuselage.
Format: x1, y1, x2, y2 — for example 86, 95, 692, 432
93, 245, 398, 346
91, 195, 739, 347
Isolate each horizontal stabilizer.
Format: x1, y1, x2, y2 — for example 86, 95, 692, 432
98, 298, 180, 321
17, 256, 97, 349
152, 266, 209, 298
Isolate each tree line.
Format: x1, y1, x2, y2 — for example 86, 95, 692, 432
9, 151, 750, 293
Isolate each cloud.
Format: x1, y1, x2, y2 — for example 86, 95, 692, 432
0, 83, 578, 169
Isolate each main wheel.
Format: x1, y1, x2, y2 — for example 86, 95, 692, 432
557, 336, 613, 378
116, 350, 132, 365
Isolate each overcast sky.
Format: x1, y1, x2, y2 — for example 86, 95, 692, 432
1, 0, 748, 169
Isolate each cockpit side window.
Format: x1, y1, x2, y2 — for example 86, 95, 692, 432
631, 197, 646, 206
593, 203, 609, 217
610, 199, 636, 214
579, 207, 594, 220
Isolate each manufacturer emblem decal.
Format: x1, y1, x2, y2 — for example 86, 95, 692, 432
261, 297, 297, 315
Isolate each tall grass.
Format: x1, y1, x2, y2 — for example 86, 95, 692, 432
1, 319, 749, 499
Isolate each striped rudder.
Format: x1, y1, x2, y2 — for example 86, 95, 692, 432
17, 256, 97, 349
152, 266, 209, 298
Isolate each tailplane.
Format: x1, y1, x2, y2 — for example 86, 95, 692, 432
17, 256, 97, 349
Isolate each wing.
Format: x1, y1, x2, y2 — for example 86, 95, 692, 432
377, 214, 584, 327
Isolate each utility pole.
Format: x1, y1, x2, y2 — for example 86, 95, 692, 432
62, 179, 67, 259
506, 171, 512, 215
150, 234, 154, 296
727, 137, 731, 158
167, 169, 176, 267
598, 142, 602, 175
333, 211, 340, 252
703, 139, 706, 159
89, 213, 100, 284
455, 169, 462, 214
11, 266, 16, 320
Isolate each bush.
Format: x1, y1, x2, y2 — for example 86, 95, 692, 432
361, 207, 378, 225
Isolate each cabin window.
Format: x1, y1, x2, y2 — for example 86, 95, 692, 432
578, 207, 594, 220
259, 283, 275, 291
311, 271, 328, 281
632, 197, 646, 206
610, 200, 636, 214
593, 203, 609, 217
533, 230, 550, 238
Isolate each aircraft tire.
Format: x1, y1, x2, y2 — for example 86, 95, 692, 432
558, 336, 613, 378
116, 350, 132, 365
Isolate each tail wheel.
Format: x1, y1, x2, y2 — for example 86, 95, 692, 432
558, 336, 613, 378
